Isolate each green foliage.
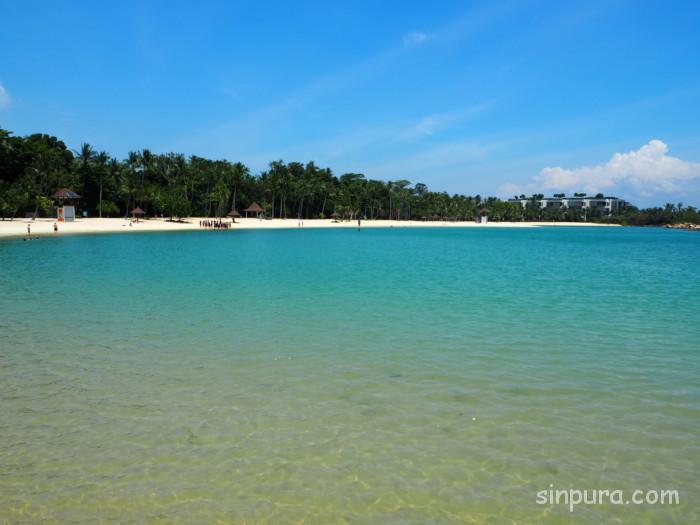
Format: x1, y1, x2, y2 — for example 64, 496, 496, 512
0, 178, 31, 219
0, 126, 697, 225
164, 190, 191, 219
35, 195, 54, 216
99, 200, 120, 217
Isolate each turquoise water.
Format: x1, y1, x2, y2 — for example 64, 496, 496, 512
1, 227, 698, 523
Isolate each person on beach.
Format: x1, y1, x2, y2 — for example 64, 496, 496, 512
27, 224, 31, 238
358, 217, 361, 230
53, 223, 58, 232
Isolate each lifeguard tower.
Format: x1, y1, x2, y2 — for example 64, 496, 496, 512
479, 208, 490, 224
52, 189, 81, 222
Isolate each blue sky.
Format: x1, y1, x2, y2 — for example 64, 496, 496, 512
2, 0, 700, 206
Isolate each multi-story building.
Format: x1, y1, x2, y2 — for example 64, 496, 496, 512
508, 195, 628, 216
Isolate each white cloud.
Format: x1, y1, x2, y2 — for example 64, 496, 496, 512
266, 102, 493, 166
394, 102, 492, 142
406, 116, 437, 137
358, 139, 489, 182
402, 31, 428, 46
0, 82, 11, 109
505, 140, 700, 197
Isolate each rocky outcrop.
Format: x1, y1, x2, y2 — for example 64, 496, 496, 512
665, 223, 700, 231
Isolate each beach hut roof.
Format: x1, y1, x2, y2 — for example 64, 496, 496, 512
244, 202, 263, 212
131, 207, 145, 215
52, 188, 81, 200
227, 209, 241, 217
330, 211, 340, 217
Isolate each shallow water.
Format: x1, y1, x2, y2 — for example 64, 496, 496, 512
1, 227, 698, 523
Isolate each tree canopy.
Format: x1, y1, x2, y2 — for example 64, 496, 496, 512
0, 127, 697, 225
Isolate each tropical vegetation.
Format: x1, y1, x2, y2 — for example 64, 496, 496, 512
1, 127, 698, 226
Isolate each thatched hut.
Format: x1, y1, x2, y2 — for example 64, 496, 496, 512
243, 202, 263, 218
131, 207, 145, 222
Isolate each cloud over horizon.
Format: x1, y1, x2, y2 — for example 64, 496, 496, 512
0, 82, 11, 109
503, 140, 700, 197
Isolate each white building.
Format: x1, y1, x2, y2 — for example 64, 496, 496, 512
508, 196, 628, 216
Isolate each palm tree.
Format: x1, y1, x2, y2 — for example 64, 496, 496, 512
317, 168, 333, 217
229, 162, 248, 214
94, 151, 109, 217
75, 143, 94, 169
390, 180, 411, 220
107, 158, 120, 215
74, 143, 95, 210
268, 161, 288, 218
125, 151, 140, 216
138, 149, 154, 210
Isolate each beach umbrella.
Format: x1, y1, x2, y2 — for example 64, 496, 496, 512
131, 207, 145, 222
227, 209, 241, 217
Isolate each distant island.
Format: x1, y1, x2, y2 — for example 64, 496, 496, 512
1, 127, 698, 226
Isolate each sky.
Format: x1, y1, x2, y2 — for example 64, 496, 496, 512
2, 0, 700, 206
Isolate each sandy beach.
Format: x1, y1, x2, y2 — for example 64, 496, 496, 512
0, 217, 619, 239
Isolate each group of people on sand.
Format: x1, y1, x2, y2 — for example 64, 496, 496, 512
199, 219, 231, 230
23, 222, 59, 241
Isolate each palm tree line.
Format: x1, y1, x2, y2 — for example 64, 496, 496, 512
1, 128, 698, 225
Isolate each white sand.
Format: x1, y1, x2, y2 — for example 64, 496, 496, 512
0, 217, 618, 239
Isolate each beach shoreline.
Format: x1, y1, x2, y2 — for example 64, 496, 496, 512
0, 217, 620, 240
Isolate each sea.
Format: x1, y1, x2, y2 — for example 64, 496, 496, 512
1, 226, 698, 523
